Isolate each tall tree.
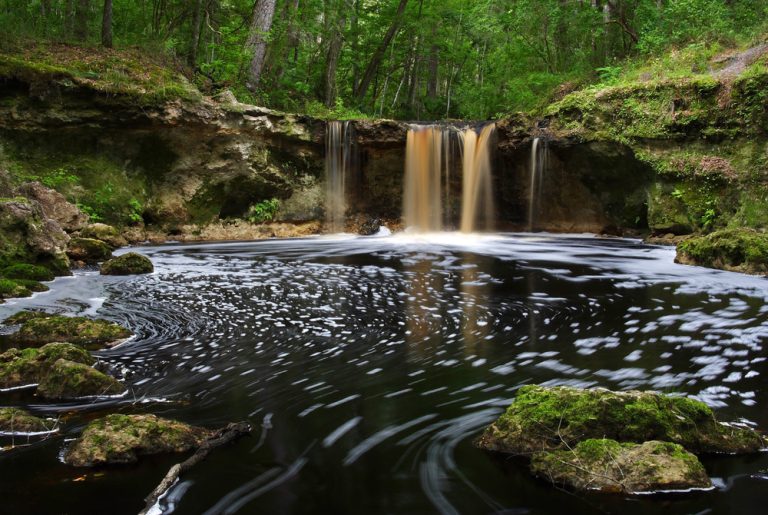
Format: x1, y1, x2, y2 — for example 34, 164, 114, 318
354, 0, 410, 103
246, 0, 278, 93
189, 0, 204, 67
323, 1, 346, 107
101, 0, 112, 48
74, 0, 90, 42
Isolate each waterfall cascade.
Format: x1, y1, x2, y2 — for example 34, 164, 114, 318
528, 137, 548, 232
325, 121, 355, 232
403, 123, 496, 233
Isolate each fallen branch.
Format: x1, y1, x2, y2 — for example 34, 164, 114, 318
139, 421, 252, 515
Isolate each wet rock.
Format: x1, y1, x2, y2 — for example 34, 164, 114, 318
358, 217, 381, 236
64, 414, 213, 467
675, 229, 768, 274
476, 385, 766, 455
0, 278, 33, 300
66, 237, 113, 264
5, 311, 132, 350
100, 252, 153, 275
647, 182, 693, 235
78, 223, 127, 249
36, 358, 125, 399
531, 439, 711, 494
0, 342, 95, 389
1, 263, 55, 282
0, 407, 52, 433
16, 181, 89, 233
0, 198, 70, 274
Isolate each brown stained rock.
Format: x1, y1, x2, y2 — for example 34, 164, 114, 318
16, 181, 89, 232
66, 237, 113, 263
531, 439, 711, 494
65, 414, 213, 467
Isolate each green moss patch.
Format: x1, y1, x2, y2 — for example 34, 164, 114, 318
476, 385, 765, 455
0, 407, 52, 433
64, 414, 212, 467
66, 237, 113, 263
1, 264, 55, 281
0, 278, 32, 300
36, 358, 125, 399
5, 311, 132, 350
676, 228, 768, 274
531, 439, 711, 493
0, 342, 94, 389
100, 253, 153, 276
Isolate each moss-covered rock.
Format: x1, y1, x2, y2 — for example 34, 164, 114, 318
10, 279, 49, 293
0, 197, 70, 273
0, 407, 52, 433
476, 385, 765, 455
0, 278, 32, 300
531, 439, 711, 494
647, 182, 693, 235
676, 229, 768, 274
64, 414, 212, 467
78, 223, 127, 249
66, 237, 113, 264
1, 263, 55, 281
0, 342, 94, 389
5, 311, 132, 350
100, 252, 153, 275
36, 358, 125, 399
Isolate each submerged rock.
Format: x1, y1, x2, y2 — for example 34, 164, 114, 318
36, 358, 125, 399
66, 237, 113, 264
78, 223, 127, 249
676, 229, 768, 274
0, 407, 52, 433
5, 311, 132, 349
100, 252, 153, 275
0, 342, 94, 389
531, 439, 711, 494
358, 217, 382, 236
476, 385, 765, 455
65, 414, 212, 467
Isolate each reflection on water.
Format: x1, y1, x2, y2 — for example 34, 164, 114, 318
1, 233, 768, 515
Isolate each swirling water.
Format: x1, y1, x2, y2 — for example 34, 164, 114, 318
1, 233, 768, 515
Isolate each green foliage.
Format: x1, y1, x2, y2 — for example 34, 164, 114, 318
246, 199, 280, 224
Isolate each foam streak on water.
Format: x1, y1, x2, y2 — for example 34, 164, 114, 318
1, 233, 767, 515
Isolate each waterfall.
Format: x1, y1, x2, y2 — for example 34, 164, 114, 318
403, 123, 496, 233
459, 123, 496, 233
528, 137, 548, 232
403, 126, 445, 232
325, 121, 355, 232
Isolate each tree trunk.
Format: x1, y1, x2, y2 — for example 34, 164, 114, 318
189, 0, 204, 66
64, 0, 74, 37
101, 0, 112, 48
323, 5, 346, 107
246, 0, 278, 93
74, 0, 90, 42
354, 0, 410, 102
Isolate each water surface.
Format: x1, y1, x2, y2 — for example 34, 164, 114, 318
1, 233, 767, 514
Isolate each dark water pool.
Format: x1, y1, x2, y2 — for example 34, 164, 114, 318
1, 233, 767, 515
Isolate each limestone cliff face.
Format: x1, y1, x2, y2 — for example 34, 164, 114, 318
0, 76, 325, 227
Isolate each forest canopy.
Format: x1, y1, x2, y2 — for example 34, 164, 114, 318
0, 0, 766, 120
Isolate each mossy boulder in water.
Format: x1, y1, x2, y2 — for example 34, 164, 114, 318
100, 252, 153, 275
0, 407, 52, 433
66, 237, 113, 264
1, 263, 55, 282
36, 358, 125, 399
0, 278, 33, 300
676, 229, 768, 274
64, 414, 212, 467
530, 439, 711, 494
0, 342, 94, 388
476, 385, 765, 455
4, 311, 132, 350
78, 223, 127, 249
